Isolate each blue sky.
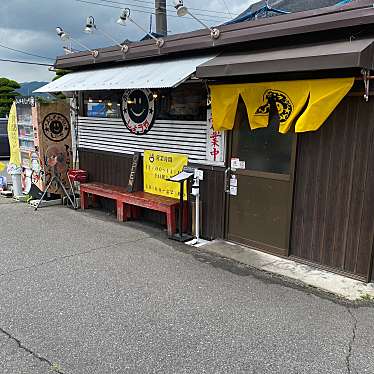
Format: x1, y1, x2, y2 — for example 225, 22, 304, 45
0, 0, 254, 83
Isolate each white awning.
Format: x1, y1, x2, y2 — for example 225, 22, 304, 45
35, 55, 215, 93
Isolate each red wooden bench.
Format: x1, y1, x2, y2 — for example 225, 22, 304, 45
80, 182, 187, 236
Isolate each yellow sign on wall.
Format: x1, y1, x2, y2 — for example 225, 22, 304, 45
144, 150, 188, 200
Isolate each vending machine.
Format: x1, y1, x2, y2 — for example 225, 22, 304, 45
15, 96, 37, 195
15, 98, 73, 198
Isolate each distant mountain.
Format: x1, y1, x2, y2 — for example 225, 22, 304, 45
17, 81, 54, 100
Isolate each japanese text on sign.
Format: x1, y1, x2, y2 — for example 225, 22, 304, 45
144, 150, 188, 200
206, 108, 225, 163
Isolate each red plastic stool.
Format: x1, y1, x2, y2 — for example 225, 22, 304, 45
67, 169, 88, 208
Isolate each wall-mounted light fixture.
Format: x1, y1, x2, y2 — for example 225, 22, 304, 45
117, 8, 165, 48
84, 16, 129, 54
56, 26, 99, 58
174, 0, 220, 40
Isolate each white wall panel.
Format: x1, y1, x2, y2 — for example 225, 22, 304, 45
77, 116, 224, 165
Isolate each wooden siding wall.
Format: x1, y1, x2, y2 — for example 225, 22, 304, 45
198, 167, 226, 240
79, 149, 140, 189
78, 117, 209, 164
291, 96, 374, 281
79, 149, 226, 240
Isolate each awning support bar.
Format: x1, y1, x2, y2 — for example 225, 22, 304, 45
361, 69, 371, 102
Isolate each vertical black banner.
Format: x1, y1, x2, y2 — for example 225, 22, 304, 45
127, 152, 141, 192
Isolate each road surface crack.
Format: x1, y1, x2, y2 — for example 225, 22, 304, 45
0, 236, 152, 279
345, 307, 358, 374
0, 327, 64, 373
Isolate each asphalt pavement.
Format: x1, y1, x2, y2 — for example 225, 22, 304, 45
0, 202, 373, 374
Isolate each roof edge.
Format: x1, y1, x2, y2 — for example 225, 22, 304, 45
55, 0, 374, 70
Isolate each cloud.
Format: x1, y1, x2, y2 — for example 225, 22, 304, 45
0, 0, 254, 83
0, 61, 54, 82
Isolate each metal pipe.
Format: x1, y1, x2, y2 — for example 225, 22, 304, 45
129, 18, 164, 47
96, 28, 128, 52
70, 36, 99, 57
195, 181, 200, 242
188, 11, 210, 30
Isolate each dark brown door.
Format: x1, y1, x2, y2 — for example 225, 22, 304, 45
226, 103, 296, 256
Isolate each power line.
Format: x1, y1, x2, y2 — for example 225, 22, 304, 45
76, 0, 229, 21
220, 0, 233, 18
96, 0, 236, 18
168, 0, 238, 16
0, 58, 52, 66
0, 43, 55, 61
131, 0, 238, 15
74, 0, 230, 23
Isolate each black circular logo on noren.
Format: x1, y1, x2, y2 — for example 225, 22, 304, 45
255, 90, 293, 123
121, 89, 156, 135
42, 113, 70, 142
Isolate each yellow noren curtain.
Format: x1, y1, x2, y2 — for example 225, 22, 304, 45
209, 77, 354, 133
295, 78, 354, 132
210, 85, 241, 131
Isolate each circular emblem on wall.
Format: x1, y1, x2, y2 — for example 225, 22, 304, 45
120, 89, 156, 135
42, 113, 70, 142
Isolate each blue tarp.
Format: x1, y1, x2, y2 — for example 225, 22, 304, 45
224, 0, 352, 26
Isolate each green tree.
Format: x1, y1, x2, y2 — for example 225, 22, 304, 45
52, 69, 71, 99
0, 77, 20, 117
53, 69, 71, 82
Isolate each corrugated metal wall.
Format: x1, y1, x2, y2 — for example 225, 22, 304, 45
77, 117, 210, 164
291, 96, 374, 281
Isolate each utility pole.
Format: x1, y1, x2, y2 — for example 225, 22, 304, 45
155, 0, 167, 36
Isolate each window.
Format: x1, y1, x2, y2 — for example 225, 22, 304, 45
83, 84, 207, 122
84, 91, 121, 118
232, 102, 294, 175
156, 84, 207, 121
